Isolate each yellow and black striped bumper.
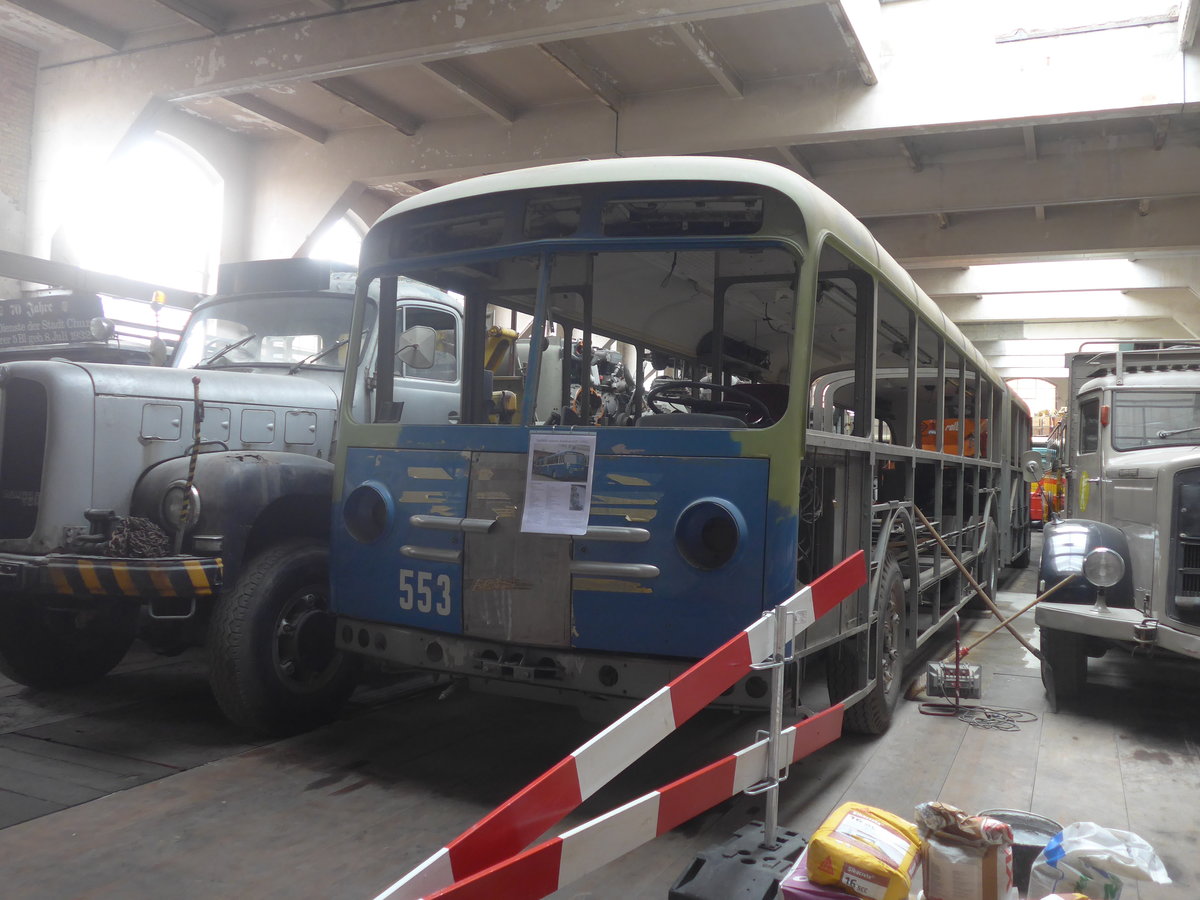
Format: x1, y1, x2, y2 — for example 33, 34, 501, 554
1, 555, 223, 599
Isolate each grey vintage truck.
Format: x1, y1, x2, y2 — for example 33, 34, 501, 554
1037, 343, 1200, 698
0, 258, 462, 734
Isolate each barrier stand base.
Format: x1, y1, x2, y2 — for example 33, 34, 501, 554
667, 821, 806, 900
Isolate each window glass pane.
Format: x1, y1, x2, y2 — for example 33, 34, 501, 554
1079, 397, 1100, 453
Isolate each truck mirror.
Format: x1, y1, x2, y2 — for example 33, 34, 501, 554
1020, 449, 1045, 483
396, 325, 437, 370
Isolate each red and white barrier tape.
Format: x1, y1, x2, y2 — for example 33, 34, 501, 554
425, 705, 845, 900
377, 551, 866, 900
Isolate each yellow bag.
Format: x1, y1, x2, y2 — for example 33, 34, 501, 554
806, 802, 921, 900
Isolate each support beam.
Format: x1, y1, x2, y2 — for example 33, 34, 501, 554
1023, 126, 1038, 161
153, 0, 227, 34
669, 22, 743, 99
960, 318, 1188, 343
315, 77, 422, 135
224, 94, 330, 143
539, 42, 622, 113
421, 61, 516, 125
898, 137, 922, 172
1181, 0, 1200, 48
915, 259, 1200, 297
774, 145, 812, 179
0, 250, 200, 308
1152, 116, 1170, 151
6, 0, 125, 49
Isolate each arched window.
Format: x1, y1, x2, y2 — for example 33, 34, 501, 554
66, 134, 223, 293
307, 213, 364, 266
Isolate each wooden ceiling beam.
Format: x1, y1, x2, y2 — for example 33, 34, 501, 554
225, 94, 330, 143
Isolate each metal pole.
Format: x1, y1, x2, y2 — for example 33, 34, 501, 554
761, 604, 787, 848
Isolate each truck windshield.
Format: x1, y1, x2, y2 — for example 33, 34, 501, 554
1111, 390, 1200, 450
174, 293, 370, 370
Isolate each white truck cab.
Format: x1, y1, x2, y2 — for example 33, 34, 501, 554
1036, 344, 1200, 698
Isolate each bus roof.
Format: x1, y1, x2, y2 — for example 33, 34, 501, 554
376, 156, 1001, 390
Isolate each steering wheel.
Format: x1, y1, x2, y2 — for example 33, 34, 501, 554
644, 380, 773, 426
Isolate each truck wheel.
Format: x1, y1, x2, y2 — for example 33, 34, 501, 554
1040, 627, 1086, 700
827, 555, 905, 735
0, 598, 137, 688
208, 539, 360, 736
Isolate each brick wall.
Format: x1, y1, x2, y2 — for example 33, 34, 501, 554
0, 35, 34, 210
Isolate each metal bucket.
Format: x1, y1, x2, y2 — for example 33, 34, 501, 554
977, 808, 1063, 894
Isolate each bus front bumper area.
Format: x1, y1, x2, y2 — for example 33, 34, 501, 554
0, 552, 222, 601
1036, 602, 1200, 660
336, 615, 778, 710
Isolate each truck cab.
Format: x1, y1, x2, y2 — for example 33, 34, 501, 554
1036, 344, 1200, 698
0, 258, 462, 735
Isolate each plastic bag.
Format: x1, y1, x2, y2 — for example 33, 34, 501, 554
1026, 821, 1170, 899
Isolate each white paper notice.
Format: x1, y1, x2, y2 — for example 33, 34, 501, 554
521, 432, 597, 536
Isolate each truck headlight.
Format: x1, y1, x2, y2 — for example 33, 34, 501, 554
162, 481, 201, 533
675, 498, 745, 570
1082, 547, 1124, 588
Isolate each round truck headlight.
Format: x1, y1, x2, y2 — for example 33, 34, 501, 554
162, 481, 201, 533
1082, 547, 1124, 588
675, 498, 746, 570
343, 481, 393, 544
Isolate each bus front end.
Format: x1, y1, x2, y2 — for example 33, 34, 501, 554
330, 160, 808, 706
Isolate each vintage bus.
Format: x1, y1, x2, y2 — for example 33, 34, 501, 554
329, 157, 1032, 734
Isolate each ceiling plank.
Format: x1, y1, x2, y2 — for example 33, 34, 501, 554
668, 22, 743, 99
315, 77, 422, 135
421, 60, 516, 125
539, 42, 622, 113
6, 0, 125, 49
153, 0, 227, 34
225, 94, 330, 143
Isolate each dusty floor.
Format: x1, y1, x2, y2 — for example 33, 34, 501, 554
0, 535, 1194, 899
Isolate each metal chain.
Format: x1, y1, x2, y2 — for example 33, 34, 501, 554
104, 516, 171, 558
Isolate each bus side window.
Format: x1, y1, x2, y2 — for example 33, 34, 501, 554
811, 244, 866, 434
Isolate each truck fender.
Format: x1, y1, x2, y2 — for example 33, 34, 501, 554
131, 451, 334, 583
1038, 518, 1135, 607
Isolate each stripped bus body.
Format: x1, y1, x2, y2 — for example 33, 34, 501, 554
329, 158, 1032, 733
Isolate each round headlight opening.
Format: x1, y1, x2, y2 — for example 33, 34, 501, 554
161, 481, 201, 533
343, 482, 392, 544
675, 499, 745, 570
1082, 546, 1124, 589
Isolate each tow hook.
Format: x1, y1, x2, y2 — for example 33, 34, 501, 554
1133, 617, 1158, 645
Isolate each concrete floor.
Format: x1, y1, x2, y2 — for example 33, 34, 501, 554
0, 535, 1195, 899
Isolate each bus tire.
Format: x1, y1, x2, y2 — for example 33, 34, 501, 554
1040, 627, 1086, 701
0, 597, 137, 688
827, 555, 905, 735
208, 539, 360, 736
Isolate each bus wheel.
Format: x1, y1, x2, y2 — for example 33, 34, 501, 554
0, 597, 137, 688
827, 555, 905, 735
208, 539, 360, 736
1040, 627, 1086, 701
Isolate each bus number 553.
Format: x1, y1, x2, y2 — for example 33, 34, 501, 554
399, 569, 453, 616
